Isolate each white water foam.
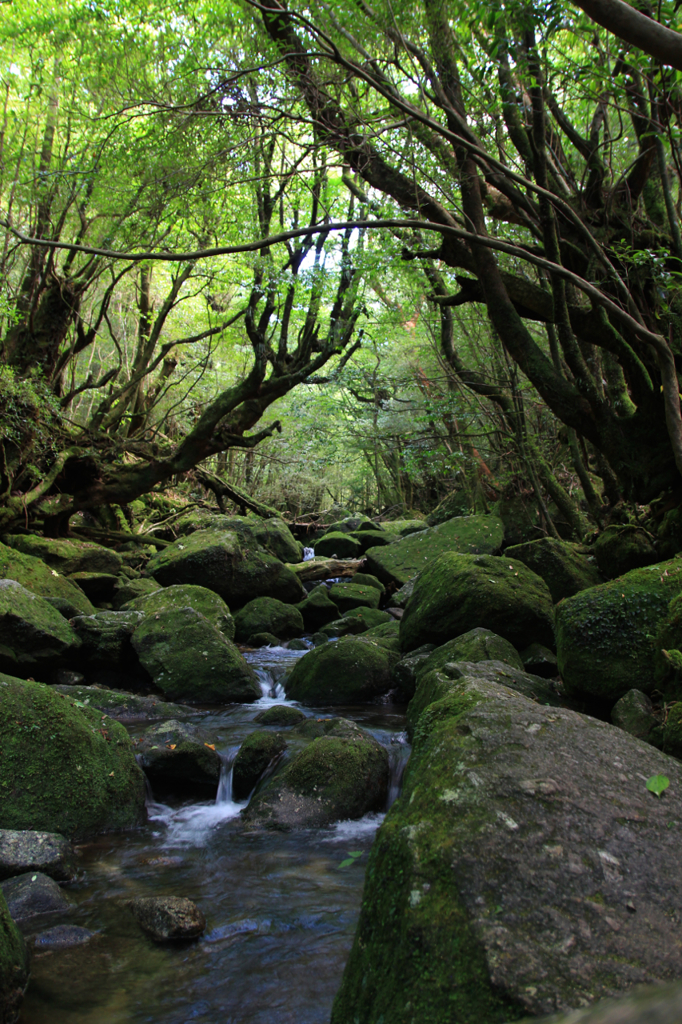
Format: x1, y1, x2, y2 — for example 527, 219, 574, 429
322, 812, 386, 842
147, 753, 247, 847
303, 547, 315, 561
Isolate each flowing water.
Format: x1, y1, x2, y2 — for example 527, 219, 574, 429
20, 645, 409, 1024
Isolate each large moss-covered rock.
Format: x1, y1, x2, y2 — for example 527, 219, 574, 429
234, 597, 303, 643
593, 525, 658, 579
332, 674, 682, 1024
352, 572, 385, 594
426, 490, 472, 526
314, 532, 362, 558
134, 720, 222, 795
335, 607, 393, 635
505, 538, 602, 603
399, 552, 555, 653
610, 689, 655, 740
131, 608, 260, 703
0, 890, 30, 1024
365, 515, 504, 587
0, 676, 146, 839
244, 719, 388, 829
53, 684, 195, 722
556, 559, 682, 700
111, 576, 160, 609
3, 535, 122, 576
232, 730, 287, 800
0, 539, 94, 615
297, 586, 340, 631
254, 704, 306, 727
416, 627, 524, 683
285, 636, 400, 704
329, 582, 381, 612
349, 529, 390, 554
652, 591, 682, 697
0, 580, 81, 679
71, 610, 144, 672
248, 517, 302, 564
123, 584, 235, 640
145, 529, 303, 606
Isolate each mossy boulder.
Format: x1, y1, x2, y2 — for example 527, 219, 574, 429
332, 674, 682, 1024
246, 632, 281, 647
556, 558, 682, 700
352, 572, 385, 594
0, 675, 146, 839
611, 689, 655, 740
593, 525, 658, 579
363, 619, 400, 639
380, 519, 428, 539
0, 890, 29, 1023
521, 642, 558, 678
650, 700, 682, 758
71, 610, 144, 672
492, 490, 540, 545
123, 583, 235, 640
3, 535, 122, 576
0, 580, 81, 679
297, 585, 340, 631
244, 719, 388, 829
365, 515, 504, 587
285, 636, 400, 704
234, 597, 304, 643
399, 552, 555, 653
337, 607, 393, 634
390, 645, 435, 701
145, 529, 303, 606
329, 582, 381, 612
314, 532, 362, 558
134, 720, 222, 795
415, 627, 524, 684
254, 705, 306, 727
111, 577, 160, 610
0, 539, 94, 615
247, 517, 302, 564
67, 571, 118, 602
513, 982, 682, 1024
426, 489, 472, 526
53, 684, 195, 721
349, 530, 390, 554
505, 538, 602, 603
131, 608, 260, 703
232, 730, 287, 800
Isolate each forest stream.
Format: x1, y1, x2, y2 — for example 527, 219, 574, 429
19, 644, 410, 1024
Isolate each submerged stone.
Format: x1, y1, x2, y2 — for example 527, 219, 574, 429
127, 896, 206, 941
33, 925, 94, 949
1, 872, 75, 923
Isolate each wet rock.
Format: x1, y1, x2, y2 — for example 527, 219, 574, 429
53, 684, 196, 722
611, 689, 656, 740
310, 631, 329, 647
285, 636, 400, 704
145, 528, 304, 606
322, 608, 393, 637
131, 607, 260, 703
32, 925, 94, 949
332, 674, 682, 1024
232, 731, 287, 800
390, 645, 436, 701
416, 627, 524, 681
0, 580, 81, 680
245, 719, 388, 829
1, 872, 75, 923
68, 572, 119, 603
505, 537, 603, 602
127, 895, 206, 941
521, 642, 559, 678
0, 830, 77, 883
123, 583, 235, 640
329, 582, 381, 613
246, 632, 281, 647
234, 596, 303, 643
134, 720, 222, 795
2, 536, 122, 576
594, 525, 658, 579
0, 675, 146, 839
0, 891, 30, 1024
254, 705, 306, 727
515, 980, 682, 1024
314, 532, 362, 558
400, 553, 555, 653
286, 639, 309, 651
556, 558, 682, 701
364, 514, 504, 588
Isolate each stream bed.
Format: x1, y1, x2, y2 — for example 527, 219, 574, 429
20, 645, 409, 1024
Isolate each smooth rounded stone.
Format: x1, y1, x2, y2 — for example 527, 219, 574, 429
611, 689, 656, 740
556, 559, 682, 701
68, 572, 119, 602
70, 610, 144, 672
244, 719, 388, 829
0, 891, 29, 1024
232, 731, 287, 800
331, 608, 393, 636
314, 532, 362, 558
364, 515, 505, 588
349, 530, 390, 554
203, 514, 303, 565
234, 596, 303, 643
297, 586, 340, 631
329, 582, 381, 613
127, 896, 206, 941
416, 627, 524, 683
131, 607, 260, 703
505, 537, 603, 603
399, 553, 555, 654
357, 521, 384, 533
515, 980, 682, 1024
593, 525, 659, 580
0, 579, 81, 679
2, 536, 122, 576
0, 830, 76, 883
254, 705, 306, 727
310, 632, 329, 647
331, 675, 682, 1024
145, 528, 304, 606
362, 619, 400, 639
123, 583, 235, 640
1, 872, 75, 923
111, 577, 161, 610
318, 618, 355, 639
0, 539, 94, 615
246, 632, 281, 647
286, 638, 309, 651
390, 645, 436, 701
0, 676, 146, 839
134, 720, 222, 794
285, 636, 400, 704
52, 684, 197, 722
351, 572, 385, 594
32, 925, 94, 949
521, 642, 559, 678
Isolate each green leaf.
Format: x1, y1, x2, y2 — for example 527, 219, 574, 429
646, 774, 670, 797
348, 851, 363, 858
338, 858, 355, 868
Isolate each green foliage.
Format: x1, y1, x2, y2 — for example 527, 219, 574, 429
646, 774, 670, 797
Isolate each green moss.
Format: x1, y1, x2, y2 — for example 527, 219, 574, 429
254, 705, 306, 727
0, 675, 146, 839
0, 539, 94, 615
505, 538, 602, 603
297, 586, 340, 631
234, 596, 303, 642
285, 636, 399, 704
232, 730, 287, 799
3, 535, 122, 575
363, 619, 401, 639
0, 889, 29, 1021
417, 628, 523, 682
593, 526, 657, 579
314, 531, 362, 558
329, 582, 381, 612
650, 702, 682, 758
352, 573, 385, 594
0, 579, 81, 679
124, 584, 235, 640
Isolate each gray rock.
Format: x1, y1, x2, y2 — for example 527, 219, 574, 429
53, 684, 197, 722
33, 925, 94, 949
134, 720, 222, 794
512, 980, 682, 1023
127, 895, 206, 941
390, 645, 436, 701
1, 872, 75, 923
611, 689, 656, 740
71, 610, 144, 671
521, 642, 559, 678
0, 830, 77, 882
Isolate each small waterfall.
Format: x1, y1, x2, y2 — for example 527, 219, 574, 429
255, 667, 276, 700
303, 546, 315, 561
216, 747, 240, 804
387, 732, 411, 808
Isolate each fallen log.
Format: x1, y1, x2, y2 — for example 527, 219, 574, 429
286, 558, 364, 582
